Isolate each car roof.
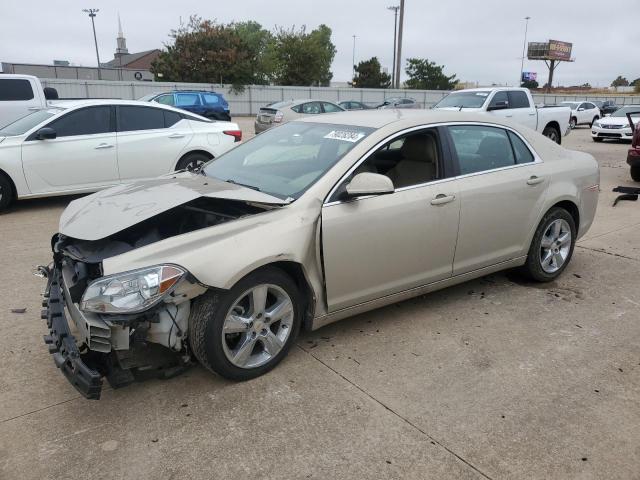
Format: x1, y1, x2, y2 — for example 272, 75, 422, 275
49, 99, 211, 120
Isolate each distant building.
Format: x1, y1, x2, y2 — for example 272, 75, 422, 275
102, 15, 160, 71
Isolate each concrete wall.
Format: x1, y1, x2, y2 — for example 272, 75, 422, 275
1, 63, 153, 82
37, 78, 640, 115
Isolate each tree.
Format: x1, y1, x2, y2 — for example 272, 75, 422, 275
267, 25, 336, 86
611, 75, 629, 87
151, 16, 271, 91
521, 79, 539, 89
404, 58, 458, 90
352, 57, 391, 88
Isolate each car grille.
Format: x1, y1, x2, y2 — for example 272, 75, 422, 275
602, 124, 623, 129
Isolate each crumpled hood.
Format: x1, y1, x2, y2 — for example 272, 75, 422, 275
597, 116, 631, 127
59, 173, 288, 241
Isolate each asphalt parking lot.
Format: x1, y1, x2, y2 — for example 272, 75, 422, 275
1, 122, 639, 480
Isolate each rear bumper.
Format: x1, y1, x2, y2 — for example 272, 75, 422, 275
41, 264, 103, 399
254, 120, 273, 134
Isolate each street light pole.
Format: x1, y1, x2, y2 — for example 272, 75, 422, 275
519, 16, 531, 87
387, 6, 399, 88
352, 35, 357, 87
83, 8, 102, 80
395, 0, 405, 89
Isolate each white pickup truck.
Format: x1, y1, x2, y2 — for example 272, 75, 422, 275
433, 87, 571, 144
0, 75, 59, 128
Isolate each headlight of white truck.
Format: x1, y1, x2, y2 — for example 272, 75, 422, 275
81, 265, 185, 314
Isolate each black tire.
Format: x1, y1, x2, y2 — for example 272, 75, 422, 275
542, 125, 561, 144
593, 137, 603, 142
189, 267, 302, 381
175, 152, 212, 171
591, 116, 599, 127
0, 173, 14, 212
521, 207, 576, 282
570, 117, 577, 129
631, 166, 640, 182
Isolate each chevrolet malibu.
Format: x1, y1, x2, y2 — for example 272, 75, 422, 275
40, 110, 599, 399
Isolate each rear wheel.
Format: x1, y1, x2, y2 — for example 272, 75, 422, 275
521, 208, 576, 282
570, 117, 577, 129
542, 125, 561, 144
175, 152, 212, 172
0, 174, 14, 212
189, 267, 302, 381
631, 166, 640, 182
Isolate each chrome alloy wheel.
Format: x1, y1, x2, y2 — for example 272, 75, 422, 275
539, 219, 572, 274
221, 284, 294, 369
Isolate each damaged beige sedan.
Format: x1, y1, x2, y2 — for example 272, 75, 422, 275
41, 110, 599, 398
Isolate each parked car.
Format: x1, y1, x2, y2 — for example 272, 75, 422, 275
254, 99, 344, 134
339, 100, 372, 110
377, 97, 420, 109
39, 109, 599, 398
591, 105, 640, 143
627, 111, 640, 181
560, 101, 601, 128
593, 100, 618, 116
434, 87, 571, 144
0, 74, 59, 128
0, 100, 241, 211
140, 91, 231, 121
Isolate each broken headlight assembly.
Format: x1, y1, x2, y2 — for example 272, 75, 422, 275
81, 265, 185, 314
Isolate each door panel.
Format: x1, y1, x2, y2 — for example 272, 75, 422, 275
322, 181, 460, 312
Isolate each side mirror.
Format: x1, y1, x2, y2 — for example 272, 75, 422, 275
487, 101, 509, 111
345, 173, 394, 198
577, 107, 585, 112
36, 127, 57, 140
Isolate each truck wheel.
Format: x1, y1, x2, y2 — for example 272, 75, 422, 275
189, 267, 302, 381
542, 125, 561, 144
0, 174, 14, 212
520, 207, 576, 282
631, 166, 640, 182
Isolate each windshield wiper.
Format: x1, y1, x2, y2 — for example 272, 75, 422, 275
225, 179, 261, 192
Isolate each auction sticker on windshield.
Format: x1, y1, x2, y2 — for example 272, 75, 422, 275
324, 130, 366, 142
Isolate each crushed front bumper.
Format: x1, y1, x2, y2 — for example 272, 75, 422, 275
41, 264, 103, 399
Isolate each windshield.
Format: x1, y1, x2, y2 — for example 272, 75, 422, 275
611, 106, 640, 118
203, 122, 374, 200
434, 91, 491, 108
0, 108, 62, 136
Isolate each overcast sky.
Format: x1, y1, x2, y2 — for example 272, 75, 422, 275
1, 0, 639, 87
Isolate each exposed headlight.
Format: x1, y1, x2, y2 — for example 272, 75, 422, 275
593, 121, 602, 128
81, 265, 185, 314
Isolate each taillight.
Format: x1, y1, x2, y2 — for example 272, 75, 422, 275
274, 110, 284, 123
223, 130, 242, 143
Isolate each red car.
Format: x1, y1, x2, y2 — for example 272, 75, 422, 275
628, 112, 640, 181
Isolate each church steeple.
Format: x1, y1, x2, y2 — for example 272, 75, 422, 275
115, 14, 129, 58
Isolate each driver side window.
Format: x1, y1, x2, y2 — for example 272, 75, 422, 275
489, 91, 509, 109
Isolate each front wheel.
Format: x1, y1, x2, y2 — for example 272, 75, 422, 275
542, 125, 561, 144
189, 267, 302, 381
631, 166, 640, 182
570, 117, 577, 129
0, 174, 14, 212
591, 116, 599, 127
521, 208, 576, 282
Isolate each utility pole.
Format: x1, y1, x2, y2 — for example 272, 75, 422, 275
394, 0, 405, 89
519, 16, 531, 86
387, 6, 399, 88
352, 35, 357, 87
83, 8, 102, 80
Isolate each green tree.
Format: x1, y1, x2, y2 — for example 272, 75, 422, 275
405, 58, 458, 90
151, 16, 270, 91
521, 79, 539, 89
352, 57, 391, 88
267, 25, 336, 86
611, 75, 629, 87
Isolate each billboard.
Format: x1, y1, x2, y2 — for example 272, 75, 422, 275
548, 40, 572, 61
522, 72, 537, 82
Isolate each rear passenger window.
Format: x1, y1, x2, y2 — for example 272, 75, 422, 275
163, 110, 182, 128
0, 79, 34, 101
48, 106, 112, 137
203, 93, 220, 105
507, 131, 534, 164
448, 125, 516, 174
118, 106, 165, 132
508, 91, 530, 109
175, 93, 201, 106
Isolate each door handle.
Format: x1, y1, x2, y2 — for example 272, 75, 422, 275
168, 133, 186, 139
28, 106, 40, 111
527, 175, 544, 186
95, 143, 114, 150
528, 113, 536, 116
505, 114, 513, 118
430, 194, 456, 205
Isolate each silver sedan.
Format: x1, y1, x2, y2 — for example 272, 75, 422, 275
43, 110, 599, 398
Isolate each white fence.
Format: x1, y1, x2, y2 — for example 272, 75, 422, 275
40, 78, 640, 116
